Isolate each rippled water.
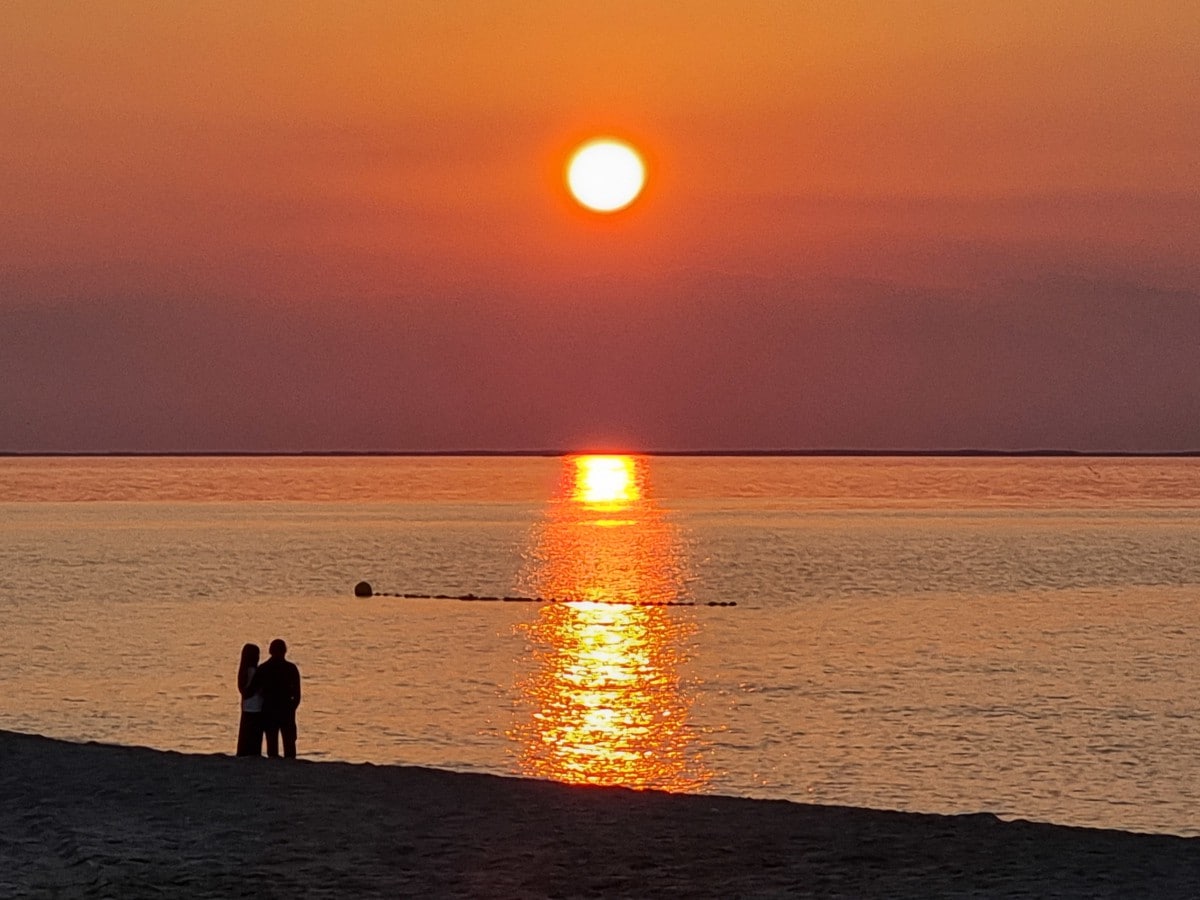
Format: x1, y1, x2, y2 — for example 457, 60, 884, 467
1, 455, 1198, 835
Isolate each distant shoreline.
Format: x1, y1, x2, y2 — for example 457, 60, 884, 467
2, 449, 1199, 458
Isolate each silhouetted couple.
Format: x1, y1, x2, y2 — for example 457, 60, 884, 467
236, 638, 301, 758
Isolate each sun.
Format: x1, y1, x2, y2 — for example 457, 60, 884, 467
566, 139, 646, 213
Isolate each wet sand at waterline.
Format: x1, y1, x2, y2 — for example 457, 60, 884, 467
2, 731, 1197, 899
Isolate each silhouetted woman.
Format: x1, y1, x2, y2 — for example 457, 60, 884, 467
236, 643, 264, 756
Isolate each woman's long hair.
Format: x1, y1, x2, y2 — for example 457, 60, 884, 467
238, 643, 260, 696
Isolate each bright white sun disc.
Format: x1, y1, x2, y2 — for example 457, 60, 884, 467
566, 139, 645, 212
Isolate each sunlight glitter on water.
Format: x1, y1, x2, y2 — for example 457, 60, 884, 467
510, 455, 711, 790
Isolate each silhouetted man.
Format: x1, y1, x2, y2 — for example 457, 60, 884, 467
253, 638, 301, 758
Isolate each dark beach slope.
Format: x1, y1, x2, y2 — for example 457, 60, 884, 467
1, 731, 1197, 899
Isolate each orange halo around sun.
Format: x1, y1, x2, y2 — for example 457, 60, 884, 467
566, 139, 646, 213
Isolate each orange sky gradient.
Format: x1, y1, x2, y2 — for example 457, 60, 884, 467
2, 2, 1199, 451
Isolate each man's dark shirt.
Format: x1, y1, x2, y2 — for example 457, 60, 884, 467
253, 656, 301, 721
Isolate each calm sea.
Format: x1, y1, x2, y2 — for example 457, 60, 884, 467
1, 455, 1198, 835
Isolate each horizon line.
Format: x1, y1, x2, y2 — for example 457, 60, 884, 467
2, 449, 1199, 459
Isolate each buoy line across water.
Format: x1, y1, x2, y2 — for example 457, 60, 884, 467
352, 581, 735, 606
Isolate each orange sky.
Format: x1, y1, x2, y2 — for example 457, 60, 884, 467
2, 2, 1199, 451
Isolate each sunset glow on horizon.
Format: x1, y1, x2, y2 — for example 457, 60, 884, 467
2, 3, 1198, 453
6, 8, 1200, 894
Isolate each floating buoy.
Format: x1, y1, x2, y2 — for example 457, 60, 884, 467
353, 581, 373, 598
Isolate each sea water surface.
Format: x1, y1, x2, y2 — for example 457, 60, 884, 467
1, 455, 1198, 835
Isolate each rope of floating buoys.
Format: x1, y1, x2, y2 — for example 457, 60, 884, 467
352, 581, 736, 606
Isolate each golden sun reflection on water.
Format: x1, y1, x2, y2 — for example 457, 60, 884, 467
510, 455, 712, 791
574, 455, 639, 506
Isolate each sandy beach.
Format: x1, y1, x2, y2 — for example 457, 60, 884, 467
1, 730, 1197, 898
